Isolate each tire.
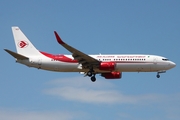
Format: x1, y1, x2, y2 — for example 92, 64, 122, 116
156, 74, 160, 78
91, 76, 96, 82
87, 71, 93, 77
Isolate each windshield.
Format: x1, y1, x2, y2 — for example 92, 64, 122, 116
162, 58, 169, 61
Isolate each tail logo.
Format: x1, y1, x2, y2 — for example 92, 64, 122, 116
18, 41, 29, 48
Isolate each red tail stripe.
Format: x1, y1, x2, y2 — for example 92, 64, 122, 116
40, 51, 78, 63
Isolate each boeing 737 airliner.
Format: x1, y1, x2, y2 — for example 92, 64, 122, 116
4, 27, 176, 82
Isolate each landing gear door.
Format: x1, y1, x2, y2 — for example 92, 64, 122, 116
153, 57, 157, 70
154, 57, 157, 64
38, 58, 42, 68
38, 59, 42, 65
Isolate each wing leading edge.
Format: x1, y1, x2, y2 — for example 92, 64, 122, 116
54, 31, 100, 69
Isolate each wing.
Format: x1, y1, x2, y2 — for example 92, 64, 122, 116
54, 31, 100, 69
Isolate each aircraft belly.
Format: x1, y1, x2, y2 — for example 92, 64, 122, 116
41, 61, 81, 72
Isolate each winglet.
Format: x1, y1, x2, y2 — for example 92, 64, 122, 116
54, 31, 65, 44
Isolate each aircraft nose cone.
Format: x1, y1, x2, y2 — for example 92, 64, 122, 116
170, 61, 176, 68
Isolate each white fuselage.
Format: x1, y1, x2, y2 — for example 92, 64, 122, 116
17, 54, 176, 73
5, 26, 176, 81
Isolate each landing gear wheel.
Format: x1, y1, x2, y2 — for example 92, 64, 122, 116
156, 71, 166, 78
156, 74, 160, 78
87, 71, 93, 77
91, 76, 96, 82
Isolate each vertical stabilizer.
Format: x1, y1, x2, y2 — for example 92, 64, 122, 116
12, 27, 41, 56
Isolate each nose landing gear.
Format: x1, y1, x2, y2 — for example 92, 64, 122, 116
156, 71, 166, 78
156, 74, 160, 78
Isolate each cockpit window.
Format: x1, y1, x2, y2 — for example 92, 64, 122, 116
162, 58, 169, 61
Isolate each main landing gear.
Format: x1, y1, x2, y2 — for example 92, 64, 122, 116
91, 76, 96, 82
156, 71, 166, 78
87, 69, 96, 82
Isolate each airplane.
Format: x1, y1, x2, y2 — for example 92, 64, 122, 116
4, 27, 176, 82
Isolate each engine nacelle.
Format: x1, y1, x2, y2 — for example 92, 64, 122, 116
99, 62, 116, 71
101, 72, 122, 79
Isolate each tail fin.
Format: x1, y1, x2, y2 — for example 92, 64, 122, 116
12, 26, 41, 57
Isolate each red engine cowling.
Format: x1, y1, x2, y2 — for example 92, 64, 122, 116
101, 72, 122, 79
99, 62, 116, 71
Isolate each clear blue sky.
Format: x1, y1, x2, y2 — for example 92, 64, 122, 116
0, 0, 180, 120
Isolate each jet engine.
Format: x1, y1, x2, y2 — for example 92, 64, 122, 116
99, 62, 116, 71
101, 71, 122, 79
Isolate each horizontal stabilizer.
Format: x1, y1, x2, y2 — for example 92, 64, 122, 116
4, 49, 29, 60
